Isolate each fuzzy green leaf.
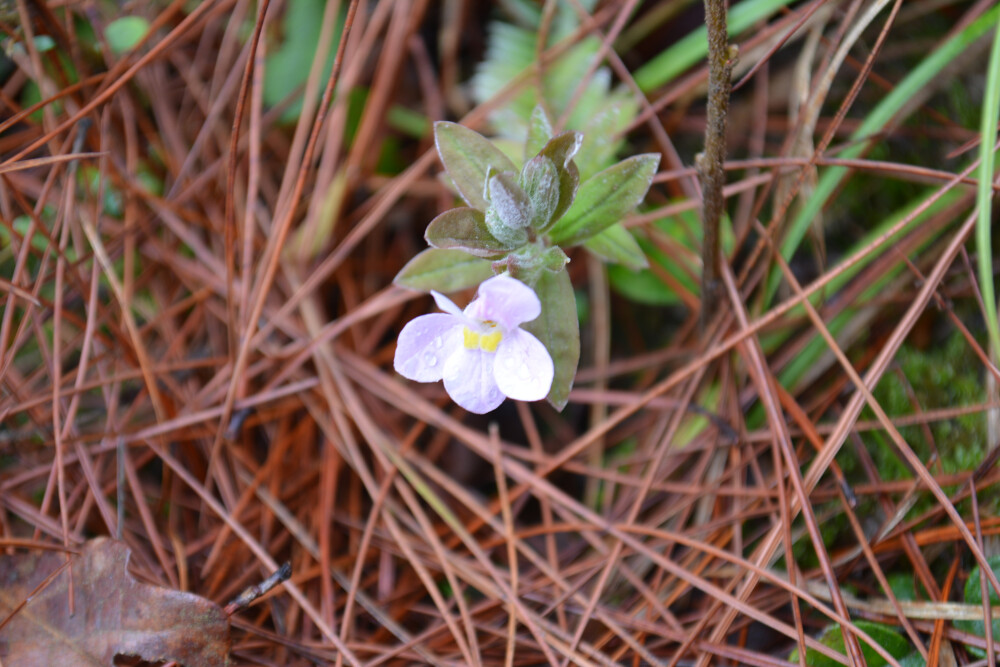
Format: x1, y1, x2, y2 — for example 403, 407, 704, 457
539, 131, 583, 169
520, 156, 560, 230
541, 246, 569, 273
487, 172, 532, 229
576, 95, 638, 180
522, 266, 578, 411
550, 160, 580, 228
584, 223, 648, 270
394, 248, 494, 292
435, 122, 517, 210
525, 106, 554, 161
425, 208, 513, 258
536, 132, 585, 229
548, 154, 659, 247
484, 172, 532, 247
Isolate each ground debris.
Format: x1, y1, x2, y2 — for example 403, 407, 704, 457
0, 538, 229, 667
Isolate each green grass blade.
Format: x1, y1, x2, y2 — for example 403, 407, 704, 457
977, 16, 1000, 360
633, 0, 795, 92
766, 5, 1000, 305
773, 189, 962, 393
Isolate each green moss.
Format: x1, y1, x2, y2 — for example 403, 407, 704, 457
864, 330, 987, 479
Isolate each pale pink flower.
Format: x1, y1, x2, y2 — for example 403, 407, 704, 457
394, 275, 554, 414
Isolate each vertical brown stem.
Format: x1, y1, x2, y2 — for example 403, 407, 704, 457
698, 0, 736, 332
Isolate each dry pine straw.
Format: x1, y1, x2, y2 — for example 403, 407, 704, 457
1, 1, 999, 665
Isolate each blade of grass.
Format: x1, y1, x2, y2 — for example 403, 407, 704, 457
633, 0, 795, 92
771, 187, 964, 390
766, 4, 1000, 304
977, 16, 1000, 360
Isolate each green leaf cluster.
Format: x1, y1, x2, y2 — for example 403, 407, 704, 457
395, 111, 658, 409
469, 0, 631, 181
469, 0, 655, 274
394, 0, 661, 410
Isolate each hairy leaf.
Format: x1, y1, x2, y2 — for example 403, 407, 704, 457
584, 223, 648, 270
525, 105, 554, 161
539, 131, 583, 169
0, 539, 230, 667
522, 266, 578, 410
485, 172, 532, 246
425, 207, 513, 257
487, 172, 532, 228
548, 154, 659, 246
536, 132, 584, 228
394, 248, 495, 292
435, 122, 517, 210
575, 95, 638, 181
551, 159, 580, 227
519, 156, 560, 230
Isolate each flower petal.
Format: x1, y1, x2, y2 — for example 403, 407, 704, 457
493, 330, 554, 401
394, 314, 461, 382
464, 274, 541, 330
431, 290, 465, 318
443, 346, 505, 414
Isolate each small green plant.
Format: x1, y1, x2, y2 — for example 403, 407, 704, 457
104, 16, 150, 54
395, 107, 658, 409
956, 555, 1000, 659
788, 619, 922, 666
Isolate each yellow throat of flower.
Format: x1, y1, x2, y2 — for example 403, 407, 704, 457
463, 324, 502, 353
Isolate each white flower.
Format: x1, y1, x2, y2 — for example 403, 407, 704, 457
394, 274, 554, 414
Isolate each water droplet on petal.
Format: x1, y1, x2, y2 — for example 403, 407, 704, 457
504, 356, 517, 369
423, 352, 438, 367
434, 336, 444, 349
518, 363, 531, 379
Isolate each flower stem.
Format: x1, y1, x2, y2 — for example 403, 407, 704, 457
698, 0, 736, 332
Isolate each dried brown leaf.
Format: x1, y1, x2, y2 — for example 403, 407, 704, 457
0, 539, 229, 667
